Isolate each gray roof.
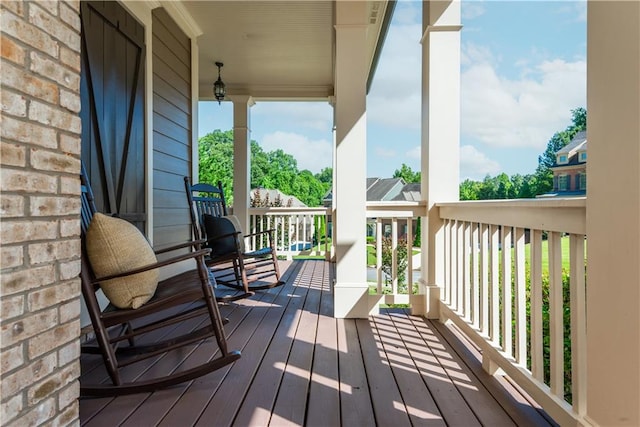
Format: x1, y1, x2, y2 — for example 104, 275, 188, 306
366, 177, 405, 201
556, 131, 587, 155
391, 183, 422, 201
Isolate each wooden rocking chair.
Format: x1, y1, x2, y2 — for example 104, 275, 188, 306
184, 177, 284, 294
80, 167, 240, 396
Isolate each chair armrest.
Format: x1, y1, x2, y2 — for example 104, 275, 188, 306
243, 229, 275, 239
154, 239, 207, 255
91, 248, 211, 285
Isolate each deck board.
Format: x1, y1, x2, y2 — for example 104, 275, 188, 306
79, 259, 555, 427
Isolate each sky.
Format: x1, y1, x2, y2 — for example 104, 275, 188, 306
198, 0, 586, 182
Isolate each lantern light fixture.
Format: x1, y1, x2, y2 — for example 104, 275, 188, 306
213, 61, 226, 104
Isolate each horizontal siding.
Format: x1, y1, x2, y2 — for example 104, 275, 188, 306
152, 7, 192, 247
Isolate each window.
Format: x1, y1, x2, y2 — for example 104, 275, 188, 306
579, 152, 587, 162
557, 154, 568, 164
558, 174, 569, 191
579, 173, 587, 190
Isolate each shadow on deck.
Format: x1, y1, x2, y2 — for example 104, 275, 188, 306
79, 259, 556, 426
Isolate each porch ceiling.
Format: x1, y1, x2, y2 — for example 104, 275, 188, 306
180, 1, 392, 101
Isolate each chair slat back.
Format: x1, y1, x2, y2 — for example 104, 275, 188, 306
79, 164, 102, 294
80, 163, 98, 234
184, 178, 228, 241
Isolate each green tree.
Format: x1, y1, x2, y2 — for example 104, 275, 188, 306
393, 163, 421, 183
198, 129, 235, 204
534, 107, 587, 195
198, 130, 330, 207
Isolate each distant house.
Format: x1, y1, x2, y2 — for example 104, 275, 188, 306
250, 188, 306, 207
366, 177, 406, 201
391, 183, 422, 202
323, 177, 411, 207
542, 131, 587, 197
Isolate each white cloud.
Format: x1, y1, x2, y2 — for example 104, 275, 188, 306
253, 102, 333, 133
261, 131, 332, 174
461, 43, 586, 150
367, 19, 422, 130
375, 147, 397, 158
460, 145, 501, 180
462, 2, 486, 21
406, 146, 420, 160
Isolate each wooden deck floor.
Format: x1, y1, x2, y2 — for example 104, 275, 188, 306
79, 259, 556, 427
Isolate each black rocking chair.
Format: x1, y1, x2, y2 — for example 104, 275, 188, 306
184, 177, 284, 295
79, 166, 240, 396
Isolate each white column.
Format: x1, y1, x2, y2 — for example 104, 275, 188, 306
419, 0, 461, 318
230, 95, 254, 232
333, 1, 369, 318
586, 1, 640, 425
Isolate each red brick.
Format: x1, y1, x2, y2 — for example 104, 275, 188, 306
29, 196, 80, 216
0, 142, 27, 167
29, 3, 80, 51
59, 2, 80, 33
2, 368, 53, 403
0, 394, 23, 426
30, 148, 80, 173
59, 88, 80, 113
1, 342, 24, 375
28, 100, 80, 133
28, 319, 80, 359
0, 264, 56, 296
1, 9, 58, 58
0, 194, 25, 217
28, 280, 80, 313
29, 239, 80, 265
59, 218, 79, 237
1, 115, 57, 147
1, 61, 59, 104
0, 168, 57, 193
1, 245, 24, 269
59, 133, 81, 155
0, 294, 25, 320
0, 35, 26, 65
1, 89, 27, 117
30, 51, 80, 92
1, 220, 59, 244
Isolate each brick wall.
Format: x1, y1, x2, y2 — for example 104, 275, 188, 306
1, 1, 82, 425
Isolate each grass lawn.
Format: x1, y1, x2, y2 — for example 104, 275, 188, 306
366, 244, 419, 266
522, 235, 586, 273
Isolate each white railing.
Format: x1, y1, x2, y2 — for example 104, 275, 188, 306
247, 207, 332, 260
436, 197, 587, 426
366, 201, 426, 305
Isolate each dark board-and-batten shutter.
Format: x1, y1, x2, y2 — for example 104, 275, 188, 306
80, 1, 146, 232
152, 8, 193, 248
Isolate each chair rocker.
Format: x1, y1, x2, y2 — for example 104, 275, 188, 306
184, 177, 284, 295
79, 167, 240, 397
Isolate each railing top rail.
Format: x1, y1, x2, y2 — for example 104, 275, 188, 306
438, 197, 586, 234
436, 197, 586, 209
248, 207, 331, 215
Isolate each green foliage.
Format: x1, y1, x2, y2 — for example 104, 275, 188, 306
460, 108, 587, 200
198, 129, 235, 205
393, 163, 421, 183
198, 130, 332, 207
378, 236, 409, 286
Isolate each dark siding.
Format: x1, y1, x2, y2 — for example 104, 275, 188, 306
152, 8, 192, 247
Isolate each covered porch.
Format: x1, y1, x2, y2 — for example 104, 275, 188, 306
1, 0, 639, 426
79, 259, 554, 426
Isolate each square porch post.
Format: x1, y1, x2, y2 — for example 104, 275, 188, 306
585, 1, 640, 424
230, 95, 255, 232
419, 0, 462, 318
333, 1, 370, 318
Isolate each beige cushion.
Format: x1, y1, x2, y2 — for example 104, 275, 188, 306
86, 213, 158, 309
